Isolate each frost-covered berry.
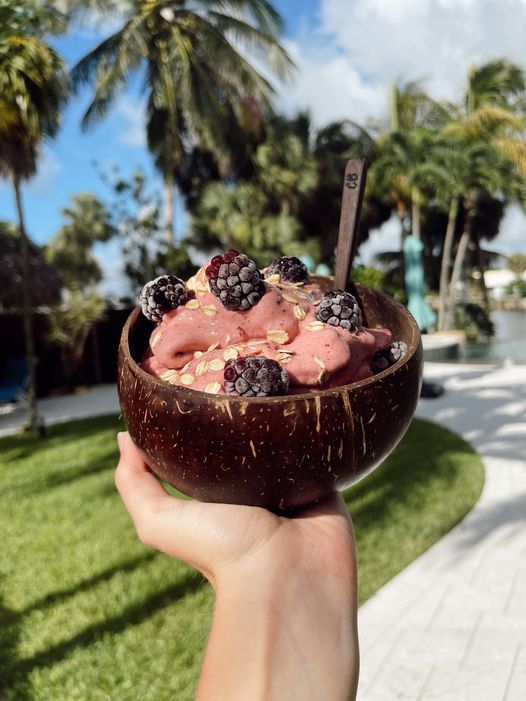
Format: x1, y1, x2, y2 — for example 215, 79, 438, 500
315, 290, 362, 331
140, 275, 188, 322
372, 341, 408, 374
224, 356, 289, 397
266, 256, 309, 283
206, 250, 265, 311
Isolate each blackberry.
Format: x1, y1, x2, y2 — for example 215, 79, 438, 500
315, 290, 362, 331
266, 256, 309, 283
372, 341, 408, 374
206, 249, 265, 311
140, 275, 188, 322
224, 356, 289, 397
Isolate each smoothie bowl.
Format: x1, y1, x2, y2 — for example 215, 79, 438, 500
118, 253, 423, 511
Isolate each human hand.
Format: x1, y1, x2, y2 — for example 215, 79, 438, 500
116, 432, 359, 701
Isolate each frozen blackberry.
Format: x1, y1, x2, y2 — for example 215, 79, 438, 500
266, 256, 309, 283
140, 275, 188, 322
315, 290, 362, 331
206, 249, 265, 311
372, 341, 408, 374
224, 356, 289, 397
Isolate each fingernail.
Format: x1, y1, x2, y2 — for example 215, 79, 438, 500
117, 432, 125, 449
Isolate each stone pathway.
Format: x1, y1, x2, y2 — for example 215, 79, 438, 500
2, 363, 525, 699
358, 362, 526, 701
0, 384, 119, 437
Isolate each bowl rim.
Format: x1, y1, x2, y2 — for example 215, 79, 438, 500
120, 283, 422, 404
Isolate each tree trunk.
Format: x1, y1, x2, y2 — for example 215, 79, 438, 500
438, 197, 458, 331
411, 186, 421, 240
473, 230, 490, 311
164, 174, 175, 248
13, 176, 40, 432
444, 210, 472, 331
91, 323, 102, 385
390, 82, 399, 132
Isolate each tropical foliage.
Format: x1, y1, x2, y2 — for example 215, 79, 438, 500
45, 193, 116, 387
369, 62, 526, 331
71, 0, 294, 245
0, 0, 68, 429
508, 252, 526, 275
1, 0, 526, 405
191, 112, 391, 268
46, 193, 116, 289
103, 167, 197, 297
46, 289, 107, 387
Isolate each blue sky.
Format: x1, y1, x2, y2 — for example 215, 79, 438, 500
1, 0, 526, 273
0, 1, 319, 246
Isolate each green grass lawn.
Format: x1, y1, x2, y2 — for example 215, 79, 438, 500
0, 415, 484, 701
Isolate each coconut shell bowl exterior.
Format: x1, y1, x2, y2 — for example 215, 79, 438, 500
118, 281, 423, 511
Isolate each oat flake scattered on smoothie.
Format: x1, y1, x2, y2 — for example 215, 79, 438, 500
138, 251, 407, 396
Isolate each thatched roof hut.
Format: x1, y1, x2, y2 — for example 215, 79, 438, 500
0, 222, 62, 311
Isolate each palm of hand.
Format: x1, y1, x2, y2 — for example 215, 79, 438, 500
116, 433, 356, 589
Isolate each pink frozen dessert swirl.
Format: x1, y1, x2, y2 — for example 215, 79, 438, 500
138, 251, 401, 396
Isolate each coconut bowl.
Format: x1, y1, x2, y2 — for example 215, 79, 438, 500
118, 281, 423, 511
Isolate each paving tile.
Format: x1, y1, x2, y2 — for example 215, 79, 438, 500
357, 364, 526, 700
421, 666, 508, 701
503, 644, 526, 701
360, 628, 471, 701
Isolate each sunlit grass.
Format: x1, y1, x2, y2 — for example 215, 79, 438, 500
0, 415, 483, 700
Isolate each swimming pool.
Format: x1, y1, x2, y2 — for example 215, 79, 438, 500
462, 310, 526, 364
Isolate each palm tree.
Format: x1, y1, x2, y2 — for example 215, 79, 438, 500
190, 112, 391, 268
46, 193, 116, 289
71, 0, 293, 247
426, 140, 522, 330
438, 59, 526, 327
191, 124, 319, 264
0, 2, 68, 431
371, 80, 450, 242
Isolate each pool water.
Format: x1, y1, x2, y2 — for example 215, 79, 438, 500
463, 310, 526, 364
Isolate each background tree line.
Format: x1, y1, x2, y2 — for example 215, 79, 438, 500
1, 0, 526, 430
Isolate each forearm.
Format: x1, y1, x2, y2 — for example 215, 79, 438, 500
196, 562, 359, 701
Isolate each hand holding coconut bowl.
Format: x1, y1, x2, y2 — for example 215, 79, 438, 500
115, 160, 422, 700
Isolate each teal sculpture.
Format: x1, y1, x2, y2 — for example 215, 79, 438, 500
403, 235, 436, 332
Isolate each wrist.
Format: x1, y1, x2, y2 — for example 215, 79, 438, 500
216, 552, 356, 620
206, 557, 358, 701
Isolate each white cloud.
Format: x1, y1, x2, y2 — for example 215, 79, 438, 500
281, 0, 526, 126
0, 148, 63, 197
281, 40, 386, 126
495, 204, 526, 257
357, 216, 402, 266
116, 95, 146, 148
357, 206, 526, 266
29, 149, 63, 194
319, 0, 526, 102
278, 0, 526, 257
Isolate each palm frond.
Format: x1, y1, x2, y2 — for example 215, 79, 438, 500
70, 30, 127, 89
495, 137, 526, 175
177, 11, 279, 97
469, 59, 526, 111
210, 0, 285, 36
207, 11, 294, 80
446, 105, 525, 139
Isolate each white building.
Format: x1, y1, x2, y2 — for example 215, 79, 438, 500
483, 269, 526, 299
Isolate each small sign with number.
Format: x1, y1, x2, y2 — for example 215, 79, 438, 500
345, 172, 359, 189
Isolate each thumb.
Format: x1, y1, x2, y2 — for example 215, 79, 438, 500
117, 431, 149, 472
115, 432, 173, 547
114, 433, 203, 568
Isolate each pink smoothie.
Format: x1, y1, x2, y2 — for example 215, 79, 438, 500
140, 266, 392, 394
